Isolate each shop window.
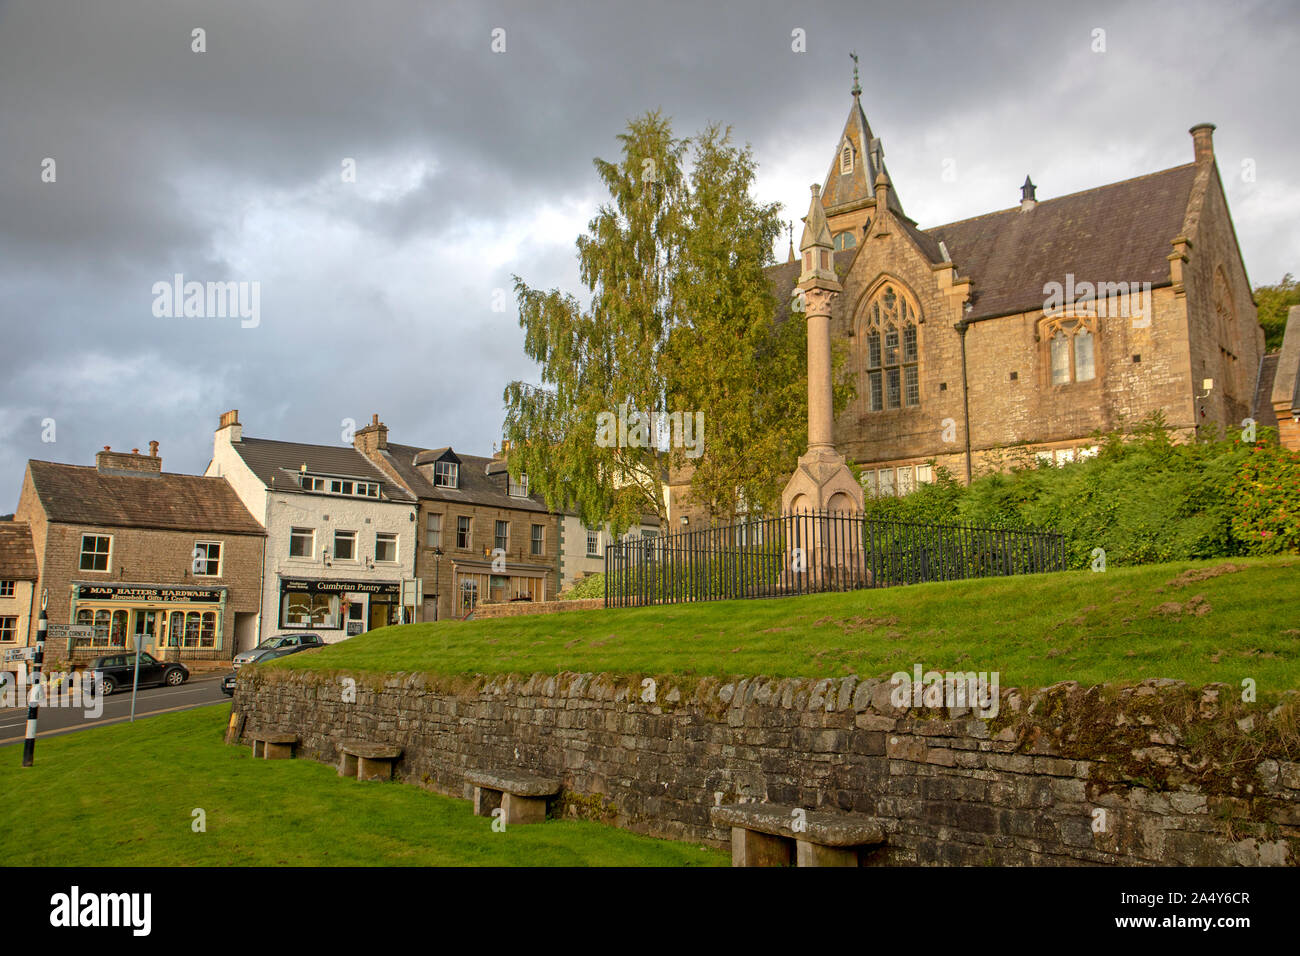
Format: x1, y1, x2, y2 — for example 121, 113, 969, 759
167, 611, 184, 646
0, 617, 16, 642
495, 520, 509, 552
333, 530, 356, 561
289, 527, 314, 558
0, 581, 14, 597
192, 541, 221, 576
375, 532, 398, 563
80, 534, 112, 572
530, 524, 544, 556
110, 610, 128, 646
200, 612, 216, 648
456, 516, 471, 550
459, 577, 479, 615
426, 514, 442, 549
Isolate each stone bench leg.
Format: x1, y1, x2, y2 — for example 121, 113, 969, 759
796, 841, 859, 867
731, 827, 794, 867
252, 740, 266, 759
473, 786, 501, 818
357, 756, 393, 782
338, 752, 359, 778
264, 741, 294, 760
501, 792, 547, 825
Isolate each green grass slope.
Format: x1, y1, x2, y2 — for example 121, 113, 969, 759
0, 706, 724, 867
275, 556, 1300, 694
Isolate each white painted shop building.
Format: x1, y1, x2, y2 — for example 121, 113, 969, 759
205, 410, 419, 649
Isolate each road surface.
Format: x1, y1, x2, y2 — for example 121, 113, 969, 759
0, 673, 229, 746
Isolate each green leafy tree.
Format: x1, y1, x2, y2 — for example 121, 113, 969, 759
1254, 273, 1298, 352
504, 114, 851, 532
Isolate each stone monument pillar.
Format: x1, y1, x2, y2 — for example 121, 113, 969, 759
781, 184, 864, 517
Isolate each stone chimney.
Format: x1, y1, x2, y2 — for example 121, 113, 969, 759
217, 409, 242, 444
354, 413, 389, 455
1190, 123, 1216, 165
96, 444, 162, 476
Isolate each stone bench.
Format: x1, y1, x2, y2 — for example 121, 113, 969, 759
338, 739, 403, 781
711, 803, 885, 867
249, 732, 299, 760
465, 768, 561, 825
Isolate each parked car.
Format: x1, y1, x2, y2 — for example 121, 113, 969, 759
231, 633, 325, 670
220, 671, 238, 696
86, 652, 189, 696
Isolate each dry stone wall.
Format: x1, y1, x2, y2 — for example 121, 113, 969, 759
233, 669, 1299, 866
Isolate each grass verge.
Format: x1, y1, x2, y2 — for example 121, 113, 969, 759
274, 556, 1300, 694
0, 705, 725, 867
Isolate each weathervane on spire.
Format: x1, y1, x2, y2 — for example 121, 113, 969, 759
850, 51, 860, 97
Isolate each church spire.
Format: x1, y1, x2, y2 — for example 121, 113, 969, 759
786, 221, 796, 263
820, 56, 906, 227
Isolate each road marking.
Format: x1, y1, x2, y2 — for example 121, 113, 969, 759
0, 698, 227, 746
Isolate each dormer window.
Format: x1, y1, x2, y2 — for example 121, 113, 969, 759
840, 141, 854, 174
434, 460, 459, 488
508, 473, 529, 497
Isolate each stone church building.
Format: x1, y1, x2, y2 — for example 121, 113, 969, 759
671, 76, 1266, 521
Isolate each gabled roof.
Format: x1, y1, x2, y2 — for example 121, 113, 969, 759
1254, 353, 1281, 430
379, 443, 550, 513
1271, 305, 1300, 416
26, 461, 265, 535
820, 91, 905, 220
0, 522, 38, 580
228, 437, 417, 504
926, 163, 1197, 321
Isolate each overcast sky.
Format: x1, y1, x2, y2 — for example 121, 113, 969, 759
1, 0, 1296, 509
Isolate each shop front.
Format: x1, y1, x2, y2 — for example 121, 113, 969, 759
452, 559, 549, 619
70, 583, 227, 659
278, 578, 403, 639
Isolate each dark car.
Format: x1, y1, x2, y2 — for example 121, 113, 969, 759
86, 652, 189, 696
220, 671, 238, 696
231, 633, 326, 670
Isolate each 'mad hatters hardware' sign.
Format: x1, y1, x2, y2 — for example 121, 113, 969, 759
280, 579, 401, 597
76, 584, 224, 603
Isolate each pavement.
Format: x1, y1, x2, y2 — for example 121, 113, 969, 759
0, 672, 229, 746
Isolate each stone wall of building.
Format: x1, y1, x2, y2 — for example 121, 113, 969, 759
234, 668, 1298, 865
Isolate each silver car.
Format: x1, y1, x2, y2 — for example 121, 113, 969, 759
231, 633, 325, 670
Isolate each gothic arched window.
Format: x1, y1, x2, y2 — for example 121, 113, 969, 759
832, 231, 857, 251
840, 141, 854, 174
862, 284, 920, 411
1042, 315, 1097, 386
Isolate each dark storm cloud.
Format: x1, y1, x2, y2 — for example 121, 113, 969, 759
1, 0, 1296, 508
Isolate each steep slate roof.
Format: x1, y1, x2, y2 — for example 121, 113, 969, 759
927, 164, 1198, 321
768, 162, 1197, 326
0, 522, 38, 579
230, 437, 417, 504
379, 443, 550, 514
1254, 353, 1281, 430
26, 461, 265, 535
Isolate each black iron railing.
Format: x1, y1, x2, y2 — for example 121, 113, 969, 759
604, 511, 1064, 607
